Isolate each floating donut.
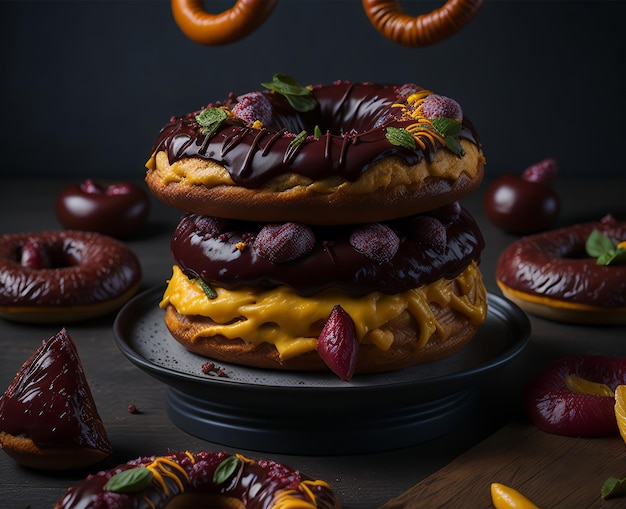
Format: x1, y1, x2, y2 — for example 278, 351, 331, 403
496, 215, 626, 324
145, 79, 485, 225
54, 451, 341, 508
524, 354, 626, 437
0, 231, 142, 323
159, 205, 487, 376
0, 328, 112, 470
362, 0, 484, 47
171, 0, 278, 45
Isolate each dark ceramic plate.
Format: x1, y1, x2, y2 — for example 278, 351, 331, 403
114, 286, 530, 454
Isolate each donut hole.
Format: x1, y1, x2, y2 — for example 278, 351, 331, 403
268, 90, 395, 136
15, 238, 83, 269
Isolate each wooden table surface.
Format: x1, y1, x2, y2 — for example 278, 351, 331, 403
1, 177, 625, 508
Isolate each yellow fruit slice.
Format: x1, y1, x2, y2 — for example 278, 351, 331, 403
565, 374, 614, 397
614, 384, 626, 444
491, 483, 540, 509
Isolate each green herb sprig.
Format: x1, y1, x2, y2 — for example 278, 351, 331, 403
601, 476, 626, 500
196, 107, 229, 152
585, 229, 626, 266
261, 73, 317, 112
104, 466, 154, 493
213, 456, 241, 484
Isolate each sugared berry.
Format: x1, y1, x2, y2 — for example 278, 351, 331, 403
410, 216, 447, 253
254, 222, 315, 263
421, 94, 463, 120
317, 305, 359, 381
232, 92, 273, 126
522, 158, 558, 184
349, 223, 400, 263
193, 215, 230, 239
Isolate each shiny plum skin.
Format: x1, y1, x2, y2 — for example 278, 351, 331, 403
483, 174, 560, 234
524, 355, 626, 437
55, 180, 150, 239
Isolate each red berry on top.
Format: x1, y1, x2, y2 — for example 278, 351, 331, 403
349, 223, 400, 263
421, 94, 463, 120
522, 158, 558, 184
232, 92, 273, 126
410, 216, 447, 253
253, 222, 315, 263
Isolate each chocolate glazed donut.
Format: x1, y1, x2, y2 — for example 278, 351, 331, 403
0, 231, 141, 323
171, 205, 484, 297
54, 451, 341, 509
496, 215, 626, 324
146, 82, 485, 224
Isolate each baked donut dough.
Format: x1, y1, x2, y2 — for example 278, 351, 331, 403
160, 206, 487, 373
54, 451, 340, 509
0, 230, 141, 323
146, 78, 487, 378
496, 215, 626, 324
146, 81, 485, 224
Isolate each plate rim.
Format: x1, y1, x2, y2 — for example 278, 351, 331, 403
113, 285, 530, 394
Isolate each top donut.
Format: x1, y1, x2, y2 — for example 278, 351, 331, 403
145, 76, 485, 224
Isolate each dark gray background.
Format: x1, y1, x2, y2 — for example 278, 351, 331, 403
1, 0, 624, 180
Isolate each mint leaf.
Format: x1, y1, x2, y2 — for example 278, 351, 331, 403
586, 229, 615, 258
105, 466, 153, 493
261, 73, 317, 112
213, 456, 241, 484
601, 476, 626, 500
386, 127, 416, 149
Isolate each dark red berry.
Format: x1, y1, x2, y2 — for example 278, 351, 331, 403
254, 222, 315, 263
410, 216, 447, 253
317, 305, 359, 381
349, 223, 400, 263
232, 91, 273, 126
522, 158, 558, 184
421, 94, 463, 120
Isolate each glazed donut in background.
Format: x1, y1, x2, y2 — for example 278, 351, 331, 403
496, 215, 626, 324
0, 328, 112, 470
146, 76, 487, 379
362, 0, 484, 47
54, 451, 341, 508
160, 206, 487, 375
0, 230, 142, 323
171, 0, 278, 45
145, 79, 485, 225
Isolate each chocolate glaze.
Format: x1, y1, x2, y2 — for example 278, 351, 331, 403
149, 82, 481, 188
0, 231, 141, 306
171, 204, 484, 297
496, 216, 626, 306
55, 451, 339, 509
0, 328, 111, 452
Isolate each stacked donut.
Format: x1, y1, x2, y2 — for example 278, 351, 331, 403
145, 76, 488, 380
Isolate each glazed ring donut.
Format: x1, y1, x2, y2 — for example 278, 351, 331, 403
171, 0, 278, 45
362, 0, 484, 47
0, 231, 142, 323
145, 80, 485, 224
54, 451, 341, 509
496, 215, 626, 324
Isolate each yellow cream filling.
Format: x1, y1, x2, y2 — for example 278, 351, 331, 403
161, 262, 486, 360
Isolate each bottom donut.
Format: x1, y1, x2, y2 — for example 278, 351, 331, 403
160, 261, 487, 375
54, 451, 341, 509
